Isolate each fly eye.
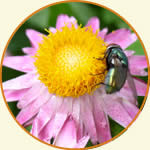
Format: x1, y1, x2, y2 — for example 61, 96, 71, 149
107, 44, 121, 50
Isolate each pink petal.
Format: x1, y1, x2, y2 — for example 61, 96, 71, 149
54, 117, 89, 148
49, 27, 57, 33
80, 95, 97, 143
54, 117, 77, 147
69, 16, 78, 28
4, 89, 29, 102
38, 118, 54, 143
133, 78, 147, 96
56, 14, 78, 30
72, 98, 83, 139
26, 29, 44, 50
124, 50, 135, 57
52, 113, 68, 140
23, 117, 35, 127
92, 92, 112, 143
121, 100, 139, 119
129, 55, 148, 76
51, 98, 73, 139
98, 28, 108, 39
17, 82, 45, 109
3, 56, 35, 72
57, 97, 73, 114
104, 29, 137, 49
31, 108, 53, 137
72, 99, 81, 123
118, 87, 137, 105
103, 97, 133, 127
72, 99, 87, 143
85, 17, 100, 33
31, 95, 64, 138
16, 89, 51, 125
123, 77, 147, 97
22, 47, 37, 55
74, 136, 90, 148
3, 73, 37, 90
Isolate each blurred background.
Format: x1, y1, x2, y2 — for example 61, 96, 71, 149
2, 2, 148, 147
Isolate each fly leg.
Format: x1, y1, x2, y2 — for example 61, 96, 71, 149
93, 56, 106, 61
94, 82, 105, 86
93, 57, 105, 60
89, 72, 104, 76
93, 49, 109, 60
91, 82, 106, 91
89, 69, 107, 76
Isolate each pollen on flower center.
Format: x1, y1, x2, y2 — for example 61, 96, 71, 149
34, 24, 107, 97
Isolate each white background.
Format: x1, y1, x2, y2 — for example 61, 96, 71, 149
0, 0, 150, 149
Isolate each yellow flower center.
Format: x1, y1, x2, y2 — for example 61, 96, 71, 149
34, 25, 107, 97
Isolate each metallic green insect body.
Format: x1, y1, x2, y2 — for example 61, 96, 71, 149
104, 44, 128, 94
94, 43, 137, 99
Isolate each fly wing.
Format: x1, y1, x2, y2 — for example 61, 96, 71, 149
113, 58, 128, 91
127, 71, 138, 100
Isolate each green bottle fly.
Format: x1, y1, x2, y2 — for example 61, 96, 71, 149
95, 44, 137, 100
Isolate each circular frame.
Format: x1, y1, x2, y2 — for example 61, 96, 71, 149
0, 0, 150, 150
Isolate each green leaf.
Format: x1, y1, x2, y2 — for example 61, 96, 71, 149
27, 8, 50, 30
68, 2, 99, 25
6, 2, 135, 56
136, 75, 148, 83
86, 140, 93, 147
2, 66, 25, 82
48, 3, 74, 27
8, 102, 20, 117
7, 22, 31, 56
86, 118, 125, 147
48, 2, 129, 31
91, 6, 129, 31
7, 9, 50, 56
138, 96, 145, 109
126, 40, 145, 55
50, 138, 54, 144
109, 117, 124, 138
25, 125, 32, 132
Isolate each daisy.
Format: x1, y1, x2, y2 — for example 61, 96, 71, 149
2, 14, 148, 148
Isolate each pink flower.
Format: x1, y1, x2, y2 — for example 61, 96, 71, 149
2, 14, 148, 148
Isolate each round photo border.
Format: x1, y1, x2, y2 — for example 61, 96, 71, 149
0, 0, 150, 150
